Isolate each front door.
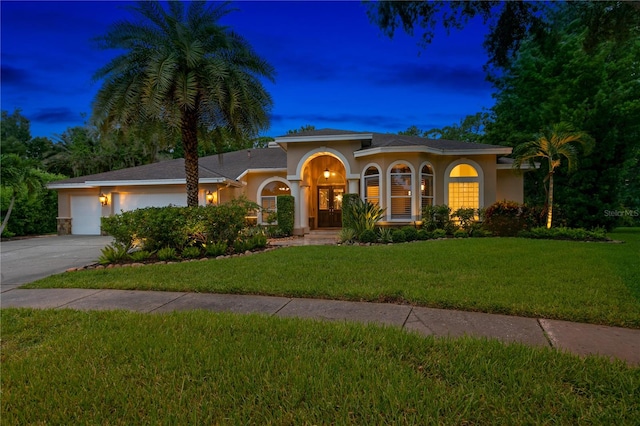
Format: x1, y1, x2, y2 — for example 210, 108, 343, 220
318, 186, 344, 227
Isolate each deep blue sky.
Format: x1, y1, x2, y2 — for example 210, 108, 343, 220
1, 1, 492, 139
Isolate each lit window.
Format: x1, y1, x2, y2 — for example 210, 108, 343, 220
364, 166, 380, 205
447, 163, 479, 212
390, 163, 412, 219
260, 181, 290, 223
421, 164, 434, 210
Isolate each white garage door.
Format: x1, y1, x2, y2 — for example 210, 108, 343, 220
113, 193, 188, 213
71, 195, 101, 235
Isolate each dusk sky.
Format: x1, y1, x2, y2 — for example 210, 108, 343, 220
1, 1, 492, 140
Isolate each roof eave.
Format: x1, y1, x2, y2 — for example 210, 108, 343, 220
354, 146, 513, 158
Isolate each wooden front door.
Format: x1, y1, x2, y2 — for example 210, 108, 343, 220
317, 186, 344, 228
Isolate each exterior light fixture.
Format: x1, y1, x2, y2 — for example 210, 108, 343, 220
99, 193, 109, 206
323, 168, 330, 180
205, 190, 216, 205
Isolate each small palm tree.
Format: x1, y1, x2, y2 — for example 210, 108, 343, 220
92, 1, 274, 206
513, 122, 593, 228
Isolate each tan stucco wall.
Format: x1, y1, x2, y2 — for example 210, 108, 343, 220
496, 169, 524, 203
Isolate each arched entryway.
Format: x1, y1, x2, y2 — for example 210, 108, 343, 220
301, 154, 346, 229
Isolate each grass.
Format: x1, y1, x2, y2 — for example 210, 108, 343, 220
25, 228, 640, 328
2, 308, 639, 425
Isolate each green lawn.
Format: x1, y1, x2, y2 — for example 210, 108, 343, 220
25, 228, 640, 328
2, 308, 638, 425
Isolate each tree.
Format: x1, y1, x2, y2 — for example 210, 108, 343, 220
485, 2, 640, 229
367, 1, 544, 70
424, 112, 490, 142
92, 1, 274, 206
286, 125, 316, 135
0, 154, 43, 235
513, 123, 593, 229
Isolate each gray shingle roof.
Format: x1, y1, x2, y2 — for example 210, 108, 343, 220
51, 147, 286, 185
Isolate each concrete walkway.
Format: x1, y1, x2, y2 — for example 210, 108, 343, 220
3, 288, 639, 366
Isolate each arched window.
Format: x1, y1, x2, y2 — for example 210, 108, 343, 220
420, 163, 434, 210
363, 165, 380, 205
447, 163, 479, 213
389, 163, 412, 219
260, 180, 290, 223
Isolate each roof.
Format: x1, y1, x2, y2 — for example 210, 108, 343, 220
48, 147, 287, 189
274, 128, 512, 156
48, 129, 515, 189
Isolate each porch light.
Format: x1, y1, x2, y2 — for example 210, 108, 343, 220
323, 168, 330, 179
99, 193, 109, 206
205, 190, 216, 205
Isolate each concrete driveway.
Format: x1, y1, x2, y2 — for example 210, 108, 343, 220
1, 235, 113, 292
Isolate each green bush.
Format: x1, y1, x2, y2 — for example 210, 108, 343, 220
432, 229, 447, 239
181, 246, 201, 259
391, 229, 406, 243
453, 229, 469, 238
344, 197, 385, 236
452, 208, 477, 234
98, 243, 130, 265
416, 229, 430, 240
129, 250, 153, 262
518, 227, 609, 241
204, 241, 227, 257
157, 247, 178, 261
378, 227, 393, 243
358, 229, 377, 243
401, 226, 418, 241
422, 204, 456, 234
341, 194, 360, 230
276, 195, 294, 236
338, 228, 357, 244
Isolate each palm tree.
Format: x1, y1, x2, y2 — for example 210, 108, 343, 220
92, 1, 274, 206
513, 122, 593, 228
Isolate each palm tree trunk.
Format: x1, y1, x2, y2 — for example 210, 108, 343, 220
181, 110, 200, 207
546, 172, 554, 229
0, 195, 16, 235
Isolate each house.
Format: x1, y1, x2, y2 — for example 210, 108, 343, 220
48, 129, 525, 235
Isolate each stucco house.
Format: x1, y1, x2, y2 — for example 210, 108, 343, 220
49, 129, 525, 235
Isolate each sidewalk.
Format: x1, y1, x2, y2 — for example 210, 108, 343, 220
2, 288, 639, 366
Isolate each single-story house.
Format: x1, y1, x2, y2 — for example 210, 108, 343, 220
48, 128, 526, 235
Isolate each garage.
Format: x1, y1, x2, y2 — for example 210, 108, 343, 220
70, 195, 101, 235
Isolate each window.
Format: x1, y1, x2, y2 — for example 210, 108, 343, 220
363, 166, 380, 205
260, 180, 290, 223
421, 164, 434, 210
390, 163, 412, 219
447, 163, 479, 213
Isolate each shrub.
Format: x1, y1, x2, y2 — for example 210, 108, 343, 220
157, 247, 178, 261
338, 228, 357, 244
416, 229, 430, 240
432, 229, 447, 239
401, 226, 418, 242
341, 194, 360, 230
391, 229, 406, 243
518, 227, 609, 241
276, 195, 294, 236
129, 250, 153, 262
344, 197, 386, 236
452, 208, 477, 234
422, 204, 456, 234
98, 243, 130, 265
358, 229, 377, 244
181, 246, 201, 259
205, 241, 227, 257
482, 201, 533, 237
453, 229, 469, 238
378, 227, 393, 243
